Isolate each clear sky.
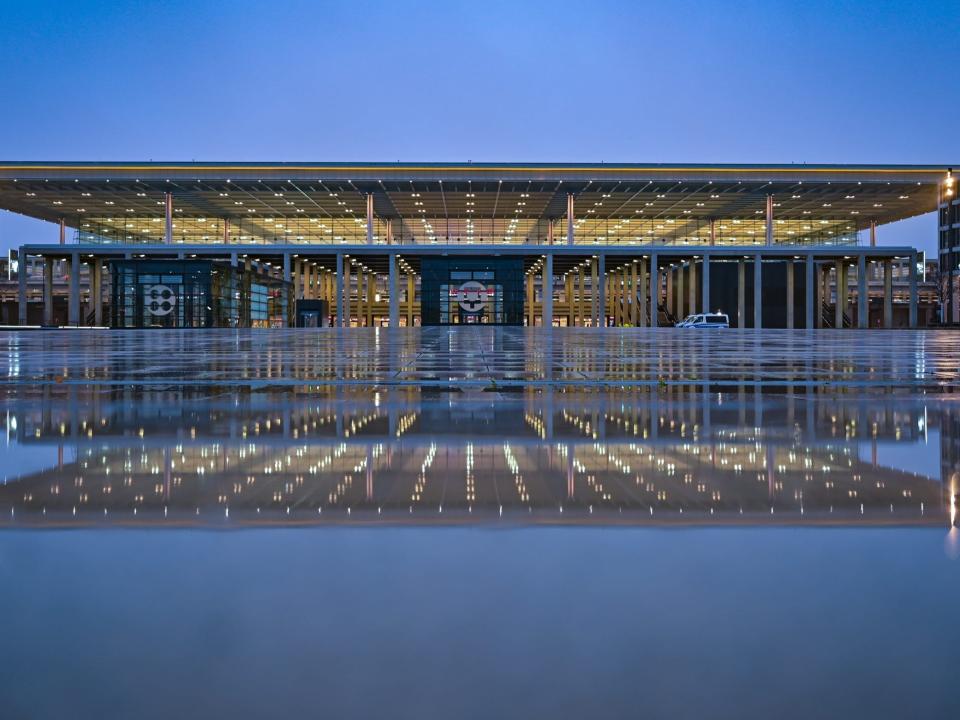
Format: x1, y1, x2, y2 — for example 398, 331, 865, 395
1, 0, 956, 255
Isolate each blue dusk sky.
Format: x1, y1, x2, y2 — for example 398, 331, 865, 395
0, 0, 956, 255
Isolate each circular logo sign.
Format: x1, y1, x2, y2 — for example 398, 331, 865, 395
457, 281, 488, 313
145, 284, 177, 316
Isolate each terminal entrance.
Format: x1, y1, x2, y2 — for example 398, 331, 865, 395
420, 257, 524, 325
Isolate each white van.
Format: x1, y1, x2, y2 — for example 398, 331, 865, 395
676, 313, 729, 329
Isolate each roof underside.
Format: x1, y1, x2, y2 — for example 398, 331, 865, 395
0, 162, 949, 245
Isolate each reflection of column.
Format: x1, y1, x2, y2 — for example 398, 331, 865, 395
883, 259, 893, 328
542, 254, 553, 328
566, 445, 574, 499
649, 253, 658, 328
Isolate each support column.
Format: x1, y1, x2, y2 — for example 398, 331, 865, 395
565, 273, 573, 326
596, 254, 606, 328
701, 255, 710, 315
639, 257, 648, 327
406, 273, 415, 327
676, 262, 685, 319
709, 219, 716, 245
92, 260, 102, 326
909, 253, 918, 328
665, 266, 674, 316
649, 253, 658, 328
590, 257, 598, 326
18, 250, 28, 325
43, 257, 54, 326
805, 255, 815, 330
543, 254, 553, 328
164, 192, 173, 245
753, 254, 762, 329
389, 254, 399, 327
687, 260, 696, 315
547, 221, 554, 246
577, 266, 586, 326
386, 218, 393, 245
765, 194, 774, 246
630, 260, 639, 326
737, 259, 746, 328
870, 221, 877, 247
857, 254, 868, 329
336, 254, 345, 327
566, 194, 575, 245
59, 218, 66, 245
786, 260, 795, 329
223, 218, 230, 245
68, 252, 80, 326
526, 273, 535, 326
367, 273, 375, 327
883, 259, 893, 328
835, 259, 846, 329
366, 194, 374, 245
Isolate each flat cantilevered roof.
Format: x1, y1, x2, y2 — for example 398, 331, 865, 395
0, 161, 953, 245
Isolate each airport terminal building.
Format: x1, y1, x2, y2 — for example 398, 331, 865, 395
1, 161, 954, 329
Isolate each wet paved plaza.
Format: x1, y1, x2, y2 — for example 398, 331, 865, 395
1, 327, 958, 719
1, 327, 959, 389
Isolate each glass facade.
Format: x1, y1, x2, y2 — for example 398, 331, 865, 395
110, 260, 291, 329
420, 257, 524, 325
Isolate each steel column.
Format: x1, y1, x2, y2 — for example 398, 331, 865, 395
857, 254, 868, 328
43, 257, 54, 326
753, 254, 762, 329
596, 254, 606, 327
389, 254, 399, 327
786, 260, 795, 329
336, 254, 345, 327
566, 194, 575, 245
164, 192, 173, 244
765, 195, 774, 246
883, 259, 893, 328
649, 253, 658, 328
543, 254, 553, 328
701, 255, 710, 315
366, 194, 374, 245
805, 255, 815, 330
908, 253, 918, 328
68, 252, 80, 326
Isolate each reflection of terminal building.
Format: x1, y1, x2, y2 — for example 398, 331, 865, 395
1, 162, 952, 328
1, 389, 952, 527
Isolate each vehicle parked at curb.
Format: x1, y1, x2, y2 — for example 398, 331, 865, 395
676, 313, 730, 328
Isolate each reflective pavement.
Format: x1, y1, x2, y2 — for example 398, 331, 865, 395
1, 328, 958, 719
1, 327, 959, 388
